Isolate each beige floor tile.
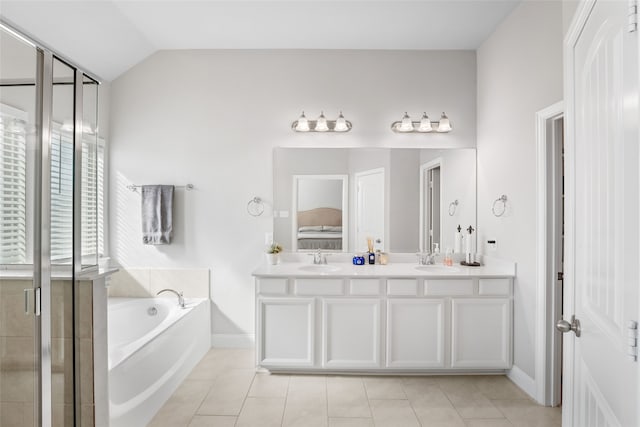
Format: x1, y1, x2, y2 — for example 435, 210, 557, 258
283, 375, 328, 426
464, 419, 513, 427
288, 375, 326, 396
363, 377, 406, 399
413, 407, 466, 427
474, 376, 529, 400
445, 388, 503, 419
197, 369, 256, 416
148, 401, 200, 427
492, 399, 561, 427
328, 418, 374, 427
403, 382, 453, 409
188, 415, 237, 427
327, 377, 371, 418
248, 373, 290, 397
214, 348, 256, 370
236, 396, 286, 427
282, 402, 328, 427
170, 380, 214, 405
369, 399, 420, 427
436, 376, 482, 394
188, 353, 227, 381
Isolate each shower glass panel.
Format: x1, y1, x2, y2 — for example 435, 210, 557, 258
0, 27, 38, 427
51, 57, 75, 426
81, 74, 98, 269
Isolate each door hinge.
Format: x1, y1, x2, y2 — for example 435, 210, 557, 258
629, 0, 638, 33
557, 271, 564, 281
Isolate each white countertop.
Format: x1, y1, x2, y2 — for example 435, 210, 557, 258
252, 260, 515, 279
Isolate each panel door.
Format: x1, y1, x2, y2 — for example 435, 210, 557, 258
322, 299, 381, 368
386, 299, 445, 368
257, 298, 315, 367
451, 298, 511, 369
565, 0, 639, 425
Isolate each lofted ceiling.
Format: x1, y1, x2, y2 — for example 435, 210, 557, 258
0, 0, 522, 82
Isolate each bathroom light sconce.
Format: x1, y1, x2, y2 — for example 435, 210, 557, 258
292, 111, 352, 132
390, 112, 453, 133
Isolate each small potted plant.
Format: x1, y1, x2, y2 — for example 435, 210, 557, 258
265, 242, 283, 265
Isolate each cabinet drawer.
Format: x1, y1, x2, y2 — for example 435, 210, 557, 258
387, 279, 419, 296
350, 279, 382, 296
256, 278, 288, 295
478, 279, 512, 296
294, 278, 344, 296
425, 279, 473, 296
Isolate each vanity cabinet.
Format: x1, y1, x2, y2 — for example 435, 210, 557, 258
450, 298, 511, 369
257, 297, 315, 367
386, 299, 446, 368
254, 272, 513, 373
322, 298, 381, 368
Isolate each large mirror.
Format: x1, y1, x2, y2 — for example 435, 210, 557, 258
274, 148, 476, 253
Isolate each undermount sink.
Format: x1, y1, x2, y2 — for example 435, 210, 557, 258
415, 265, 462, 273
298, 265, 342, 273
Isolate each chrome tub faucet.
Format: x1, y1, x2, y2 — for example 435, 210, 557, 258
157, 288, 185, 308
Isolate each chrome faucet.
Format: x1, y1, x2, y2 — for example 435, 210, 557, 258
312, 249, 328, 265
416, 252, 436, 265
157, 288, 185, 308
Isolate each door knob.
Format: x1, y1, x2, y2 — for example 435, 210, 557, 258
556, 314, 581, 337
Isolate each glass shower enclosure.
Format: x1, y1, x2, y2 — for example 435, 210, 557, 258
0, 22, 100, 427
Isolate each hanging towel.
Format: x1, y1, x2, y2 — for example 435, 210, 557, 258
141, 185, 174, 245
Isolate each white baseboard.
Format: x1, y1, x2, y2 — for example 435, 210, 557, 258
508, 365, 538, 401
211, 334, 255, 348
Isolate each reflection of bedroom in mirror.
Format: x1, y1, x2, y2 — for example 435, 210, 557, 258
292, 175, 348, 252
273, 148, 476, 253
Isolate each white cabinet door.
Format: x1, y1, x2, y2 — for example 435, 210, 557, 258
322, 298, 381, 369
257, 298, 315, 367
451, 298, 511, 369
386, 299, 445, 368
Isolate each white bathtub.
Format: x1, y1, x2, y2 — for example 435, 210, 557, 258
108, 297, 210, 427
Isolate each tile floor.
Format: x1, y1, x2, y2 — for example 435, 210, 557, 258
149, 349, 561, 427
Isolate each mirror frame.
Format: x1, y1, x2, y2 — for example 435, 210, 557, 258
291, 174, 349, 252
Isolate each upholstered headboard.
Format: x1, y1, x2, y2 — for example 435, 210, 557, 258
297, 207, 342, 227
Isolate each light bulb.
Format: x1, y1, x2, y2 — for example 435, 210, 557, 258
295, 111, 310, 132
418, 112, 432, 132
437, 112, 452, 132
315, 111, 329, 132
334, 111, 349, 132
398, 112, 414, 132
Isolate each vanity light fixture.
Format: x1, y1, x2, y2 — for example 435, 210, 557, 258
390, 111, 453, 133
291, 110, 352, 132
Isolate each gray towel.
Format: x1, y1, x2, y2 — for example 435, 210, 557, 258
141, 185, 174, 245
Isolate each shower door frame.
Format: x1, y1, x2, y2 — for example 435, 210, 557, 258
1, 19, 102, 427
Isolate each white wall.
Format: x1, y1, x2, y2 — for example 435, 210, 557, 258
476, 1, 563, 380
297, 179, 343, 211
108, 50, 476, 341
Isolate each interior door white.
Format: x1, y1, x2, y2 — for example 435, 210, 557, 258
355, 169, 385, 251
565, 1, 639, 425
